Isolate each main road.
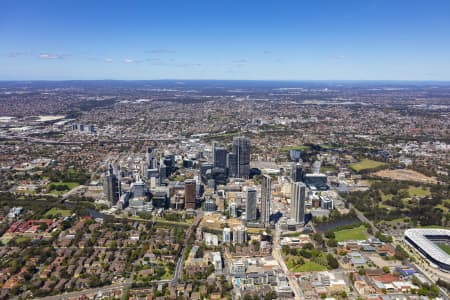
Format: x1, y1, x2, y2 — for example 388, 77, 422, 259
273, 222, 304, 300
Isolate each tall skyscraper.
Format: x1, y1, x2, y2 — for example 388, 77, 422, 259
245, 187, 257, 222
261, 175, 272, 227
145, 146, 158, 170
184, 179, 197, 209
103, 163, 119, 206
291, 182, 306, 225
229, 202, 237, 218
146, 147, 153, 165
213, 146, 228, 169
232, 136, 251, 178
212, 141, 219, 164
159, 163, 167, 184
223, 227, 231, 243
291, 162, 304, 182
227, 152, 238, 178
233, 225, 247, 244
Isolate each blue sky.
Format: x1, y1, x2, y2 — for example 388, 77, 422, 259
1, 0, 450, 80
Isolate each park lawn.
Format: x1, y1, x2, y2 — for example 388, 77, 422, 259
349, 159, 386, 172
380, 192, 393, 201
292, 261, 328, 272
438, 244, 450, 255
321, 166, 337, 173
18, 189, 36, 195
335, 225, 368, 242
47, 181, 80, 195
0, 238, 11, 245
54, 182, 79, 189
47, 181, 79, 194
407, 187, 430, 197
280, 145, 311, 152
45, 208, 72, 217
435, 204, 449, 213
15, 236, 31, 244
378, 202, 393, 210
161, 266, 174, 280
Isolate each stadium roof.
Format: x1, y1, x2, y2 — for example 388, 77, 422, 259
405, 228, 450, 265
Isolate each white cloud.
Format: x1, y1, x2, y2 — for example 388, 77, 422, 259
124, 58, 135, 64
105, 58, 113, 63
39, 53, 63, 59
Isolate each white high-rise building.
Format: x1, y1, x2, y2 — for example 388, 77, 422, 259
223, 227, 231, 243
261, 175, 272, 228
229, 202, 237, 218
233, 225, 247, 244
245, 187, 257, 222
291, 182, 306, 225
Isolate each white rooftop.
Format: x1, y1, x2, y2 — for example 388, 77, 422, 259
405, 228, 450, 266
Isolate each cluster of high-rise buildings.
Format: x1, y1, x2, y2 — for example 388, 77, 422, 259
102, 136, 250, 211
200, 136, 252, 188
103, 136, 330, 230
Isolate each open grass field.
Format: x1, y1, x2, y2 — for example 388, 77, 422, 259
335, 225, 367, 242
438, 244, 450, 255
380, 192, 393, 201
15, 236, 31, 244
45, 208, 72, 217
378, 202, 392, 209
349, 159, 386, 172
280, 145, 311, 152
50, 182, 79, 189
321, 166, 337, 173
407, 186, 431, 197
289, 261, 328, 272
47, 181, 80, 195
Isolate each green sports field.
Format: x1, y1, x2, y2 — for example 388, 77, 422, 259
349, 159, 386, 172
335, 225, 368, 242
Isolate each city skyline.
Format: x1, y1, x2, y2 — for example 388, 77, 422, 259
1, 0, 450, 81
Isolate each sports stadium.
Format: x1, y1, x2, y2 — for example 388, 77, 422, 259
404, 228, 450, 272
